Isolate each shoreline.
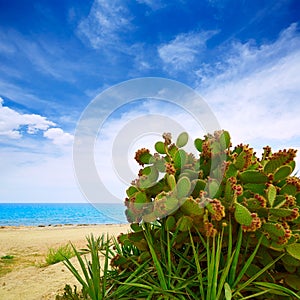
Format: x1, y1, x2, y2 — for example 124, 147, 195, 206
0, 222, 128, 229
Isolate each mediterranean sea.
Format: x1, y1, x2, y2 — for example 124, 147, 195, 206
0, 203, 127, 226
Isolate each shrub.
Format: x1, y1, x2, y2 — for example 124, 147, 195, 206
46, 243, 74, 265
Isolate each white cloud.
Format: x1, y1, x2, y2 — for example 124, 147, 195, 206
158, 30, 218, 71
44, 128, 74, 145
196, 23, 300, 148
0, 97, 55, 139
77, 0, 132, 50
0, 98, 74, 146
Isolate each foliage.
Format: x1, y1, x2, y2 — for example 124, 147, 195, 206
60, 130, 300, 299
46, 243, 74, 265
115, 130, 300, 298
1, 255, 14, 259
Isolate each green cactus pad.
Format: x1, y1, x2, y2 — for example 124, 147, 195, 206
176, 215, 193, 232
246, 198, 263, 210
139, 152, 153, 165
266, 184, 277, 207
153, 158, 166, 172
208, 179, 221, 198
224, 180, 233, 204
269, 208, 294, 218
191, 179, 206, 197
274, 165, 293, 182
211, 141, 221, 155
176, 176, 191, 199
273, 195, 286, 208
130, 223, 143, 232
225, 164, 238, 178
135, 191, 148, 204
234, 151, 247, 170
282, 254, 300, 267
180, 198, 204, 216
280, 183, 297, 196
244, 183, 266, 195
286, 243, 300, 261
285, 274, 300, 291
174, 149, 187, 169
194, 138, 203, 152
126, 186, 139, 197
239, 170, 269, 184
262, 223, 285, 237
296, 193, 300, 206
264, 150, 296, 174
176, 132, 189, 148
167, 174, 176, 190
234, 202, 252, 226
155, 141, 166, 154
219, 130, 231, 150
165, 215, 176, 231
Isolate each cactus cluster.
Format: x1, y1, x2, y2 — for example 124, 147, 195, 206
114, 130, 300, 292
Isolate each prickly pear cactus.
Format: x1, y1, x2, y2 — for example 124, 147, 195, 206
114, 130, 300, 293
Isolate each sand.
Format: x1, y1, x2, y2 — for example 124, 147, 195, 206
0, 224, 130, 300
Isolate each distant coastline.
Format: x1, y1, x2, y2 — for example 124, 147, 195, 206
0, 202, 127, 226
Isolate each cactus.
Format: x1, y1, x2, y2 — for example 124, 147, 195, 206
113, 130, 300, 295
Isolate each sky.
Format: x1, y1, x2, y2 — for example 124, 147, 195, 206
0, 0, 300, 203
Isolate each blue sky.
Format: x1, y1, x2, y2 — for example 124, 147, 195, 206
0, 0, 300, 203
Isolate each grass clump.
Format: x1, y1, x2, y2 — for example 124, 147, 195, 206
46, 243, 74, 265
1, 255, 14, 259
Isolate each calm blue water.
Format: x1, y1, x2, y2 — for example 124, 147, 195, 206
0, 203, 127, 226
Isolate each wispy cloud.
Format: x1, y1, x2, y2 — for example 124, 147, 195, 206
195, 23, 300, 151
158, 30, 218, 72
77, 0, 132, 50
136, 0, 166, 10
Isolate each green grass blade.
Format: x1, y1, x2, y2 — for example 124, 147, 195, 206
189, 230, 205, 299
228, 226, 243, 286
253, 282, 300, 299
233, 253, 285, 297
232, 233, 263, 288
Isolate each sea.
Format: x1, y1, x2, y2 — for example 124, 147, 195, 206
0, 203, 128, 226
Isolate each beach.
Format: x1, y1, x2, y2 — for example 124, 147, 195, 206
0, 224, 130, 300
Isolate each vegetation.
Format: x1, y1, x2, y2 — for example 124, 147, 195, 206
58, 130, 300, 299
1, 255, 14, 260
45, 243, 74, 265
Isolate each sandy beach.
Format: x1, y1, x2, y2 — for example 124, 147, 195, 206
0, 224, 130, 300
